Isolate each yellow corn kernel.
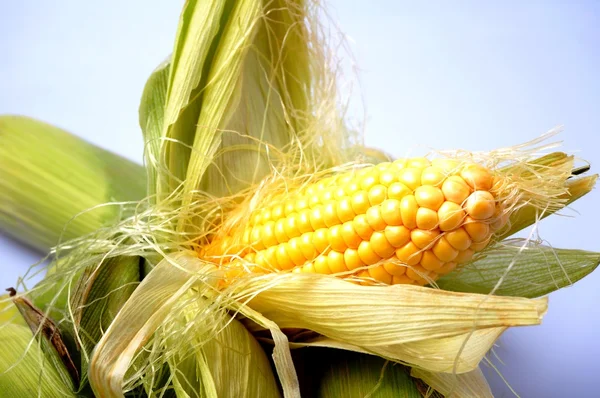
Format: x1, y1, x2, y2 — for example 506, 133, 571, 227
265, 246, 278, 270
309, 206, 327, 230
344, 181, 361, 195
420, 250, 443, 271
411, 228, 440, 249
276, 244, 295, 270
366, 206, 387, 231
414, 185, 444, 210
464, 217, 491, 243
340, 222, 361, 249
297, 210, 313, 233
360, 170, 380, 191
262, 221, 278, 248
379, 170, 397, 186
327, 224, 347, 252
314, 256, 332, 274
395, 241, 423, 266
308, 193, 320, 208
445, 227, 472, 251
301, 262, 316, 274
465, 191, 496, 220
421, 166, 446, 187
299, 232, 317, 260
351, 191, 371, 214
408, 157, 431, 168
383, 261, 407, 276
274, 218, 288, 243
368, 265, 393, 284
454, 248, 474, 264
393, 158, 407, 168
406, 265, 430, 282
322, 202, 340, 227
416, 207, 439, 230
284, 215, 301, 239
437, 201, 465, 231
357, 241, 381, 265
327, 251, 348, 273
441, 176, 471, 204
272, 204, 284, 220
336, 198, 355, 223
432, 158, 461, 173
294, 197, 309, 212
313, 228, 330, 253
353, 214, 374, 240
461, 164, 493, 191
344, 249, 364, 270
398, 167, 423, 190
380, 199, 403, 226
370, 231, 396, 258
287, 238, 307, 266
368, 185, 388, 206
387, 182, 411, 200
284, 199, 296, 216
384, 225, 410, 248
432, 237, 459, 262
400, 195, 418, 229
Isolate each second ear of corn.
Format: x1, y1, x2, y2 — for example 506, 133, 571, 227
203, 157, 508, 285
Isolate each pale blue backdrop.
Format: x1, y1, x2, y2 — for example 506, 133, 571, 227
1, 1, 598, 396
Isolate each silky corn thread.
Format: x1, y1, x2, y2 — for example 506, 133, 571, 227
204, 157, 508, 285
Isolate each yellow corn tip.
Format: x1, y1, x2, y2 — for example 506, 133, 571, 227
205, 157, 507, 285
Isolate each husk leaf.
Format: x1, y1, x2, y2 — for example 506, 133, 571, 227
438, 244, 600, 298
0, 323, 76, 397
175, 0, 316, 208
88, 252, 281, 398
286, 327, 507, 375
10, 292, 80, 389
71, 256, 141, 387
139, 58, 170, 198
0, 115, 146, 252
237, 272, 546, 373
411, 367, 493, 398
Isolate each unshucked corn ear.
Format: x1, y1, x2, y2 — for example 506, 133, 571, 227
0, 115, 146, 252
203, 151, 580, 285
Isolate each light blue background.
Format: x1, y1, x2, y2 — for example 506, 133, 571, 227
1, 1, 598, 396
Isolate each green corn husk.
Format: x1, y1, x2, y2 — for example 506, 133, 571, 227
0, 115, 146, 252
88, 252, 279, 397
0, 295, 77, 396
294, 348, 422, 397
0, 323, 76, 397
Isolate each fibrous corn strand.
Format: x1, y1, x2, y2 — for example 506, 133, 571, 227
201, 156, 514, 285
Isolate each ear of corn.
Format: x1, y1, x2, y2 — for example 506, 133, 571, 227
205, 157, 511, 285
0, 115, 146, 252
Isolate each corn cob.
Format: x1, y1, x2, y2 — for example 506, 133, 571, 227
203, 157, 508, 285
